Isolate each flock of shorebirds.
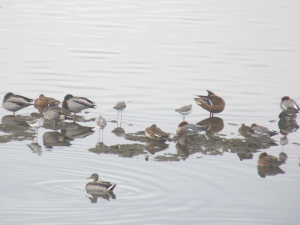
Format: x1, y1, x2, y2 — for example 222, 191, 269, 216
2, 90, 299, 190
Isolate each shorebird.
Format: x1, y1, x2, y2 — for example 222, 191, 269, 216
145, 124, 170, 141
28, 118, 44, 141
194, 90, 225, 117
113, 100, 132, 121
2, 92, 33, 115
175, 104, 192, 120
280, 96, 299, 115
97, 116, 107, 142
86, 173, 116, 192
62, 94, 96, 117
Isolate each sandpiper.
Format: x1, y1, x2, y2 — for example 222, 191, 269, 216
175, 104, 192, 120
113, 100, 132, 121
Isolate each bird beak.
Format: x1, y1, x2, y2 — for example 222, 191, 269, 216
86, 176, 92, 179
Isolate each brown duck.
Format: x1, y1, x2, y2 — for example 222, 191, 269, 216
145, 124, 170, 141
194, 90, 225, 117
238, 124, 254, 138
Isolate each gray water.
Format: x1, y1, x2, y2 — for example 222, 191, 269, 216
1, 0, 300, 224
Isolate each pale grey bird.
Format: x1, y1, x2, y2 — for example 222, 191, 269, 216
175, 104, 192, 120
113, 100, 132, 121
97, 116, 107, 142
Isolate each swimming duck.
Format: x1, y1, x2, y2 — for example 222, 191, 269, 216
194, 90, 225, 117
44, 103, 73, 123
62, 94, 96, 116
34, 94, 60, 106
2, 92, 33, 115
258, 152, 285, 167
250, 123, 278, 137
86, 173, 116, 191
280, 96, 299, 115
145, 124, 170, 140
175, 104, 192, 120
238, 124, 254, 138
176, 121, 206, 136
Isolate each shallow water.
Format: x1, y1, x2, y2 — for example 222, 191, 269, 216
1, 0, 300, 224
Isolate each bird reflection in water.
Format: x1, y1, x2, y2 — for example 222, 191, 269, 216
237, 153, 253, 161
176, 143, 190, 161
1, 115, 30, 127
145, 141, 169, 155
257, 152, 287, 178
60, 122, 94, 139
43, 131, 73, 149
112, 120, 125, 137
27, 142, 42, 156
86, 189, 116, 203
197, 117, 224, 135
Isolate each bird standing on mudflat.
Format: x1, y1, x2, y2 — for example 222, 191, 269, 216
194, 90, 225, 117
44, 103, 73, 124
2, 92, 33, 115
238, 124, 254, 138
62, 94, 96, 117
34, 94, 60, 106
250, 123, 278, 137
280, 96, 299, 115
176, 121, 206, 136
145, 124, 170, 141
97, 116, 107, 142
113, 100, 131, 121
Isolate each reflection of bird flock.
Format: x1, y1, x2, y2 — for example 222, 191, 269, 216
2, 90, 299, 193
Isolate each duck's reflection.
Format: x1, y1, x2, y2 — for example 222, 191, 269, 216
197, 117, 224, 135
278, 112, 299, 135
27, 142, 42, 156
176, 143, 190, 161
60, 122, 94, 139
1, 115, 30, 127
86, 190, 116, 203
257, 165, 285, 178
145, 141, 169, 155
237, 153, 253, 161
43, 131, 73, 148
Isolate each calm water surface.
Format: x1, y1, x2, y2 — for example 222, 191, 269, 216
1, 0, 300, 224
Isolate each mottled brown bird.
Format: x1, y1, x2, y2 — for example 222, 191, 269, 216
145, 124, 169, 141
194, 90, 225, 117
238, 124, 254, 138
